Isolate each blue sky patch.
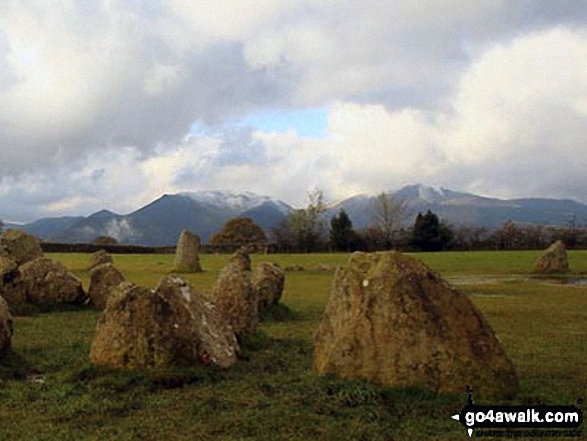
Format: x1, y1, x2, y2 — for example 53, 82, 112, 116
229, 107, 329, 138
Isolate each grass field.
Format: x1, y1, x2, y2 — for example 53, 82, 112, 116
1, 251, 586, 440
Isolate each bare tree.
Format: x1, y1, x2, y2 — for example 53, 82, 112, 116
370, 191, 410, 249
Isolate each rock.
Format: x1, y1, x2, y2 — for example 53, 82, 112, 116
535, 240, 569, 274
314, 251, 518, 399
284, 264, 305, 272
252, 263, 285, 311
90, 250, 113, 268
0, 255, 26, 307
0, 295, 13, 353
212, 263, 258, 340
19, 257, 87, 304
229, 247, 251, 271
314, 264, 333, 272
0, 229, 43, 266
174, 230, 202, 273
90, 277, 239, 369
88, 263, 125, 309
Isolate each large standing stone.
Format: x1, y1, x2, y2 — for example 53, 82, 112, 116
212, 263, 258, 340
0, 229, 43, 266
19, 257, 87, 304
174, 230, 202, 273
314, 251, 518, 399
0, 295, 13, 353
229, 247, 251, 271
90, 277, 239, 369
88, 263, 125, 309
0, 255, 26, 307
90, 250, 113, 269
535, 240, 569, 274
252, 262, 285, 311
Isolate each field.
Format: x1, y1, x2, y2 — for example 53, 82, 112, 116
1, 251, 586, 440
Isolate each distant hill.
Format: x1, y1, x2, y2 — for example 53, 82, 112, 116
326, 184, 587, 229
47, 191, 293, 246
5, 185, 587, 246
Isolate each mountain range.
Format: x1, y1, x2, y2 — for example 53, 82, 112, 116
4, 185, 587, 246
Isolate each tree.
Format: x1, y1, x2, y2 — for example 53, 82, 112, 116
370, 191, 410, 249
209, 217, 267, 250
410, 210, 453, 251
93, 235, 118, 246
330, 209, 357, 251
271, 189, 329, 252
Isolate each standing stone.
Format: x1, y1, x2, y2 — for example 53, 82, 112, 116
174, 230, 202, 273
90, 277, 239, 369
252, 263, 285, 311
212, 263, 258, 340
90, 250, 113, 269
0, 296, 13, 353
19, 257, 87, 304
229, 247, 251, 271
89, 263, 125, 309
535, 240, 569, 273
0, 229, 43, 266
0, 255, 26, 307
314, 251, 518, 400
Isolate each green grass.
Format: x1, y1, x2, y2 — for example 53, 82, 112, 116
1, 251, 586, 440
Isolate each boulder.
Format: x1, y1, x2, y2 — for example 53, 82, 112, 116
229, 247, 251, 271
88, 263, 125, 309
174, 230, 202, 273
535, 240, 569, 274
314, 251, 518, 399
284, 264, 305, 272
212, 263, 258, 340
90, 250, 113, 268
90, 277, 238, 369
0, 295, 13, 353
19, 257, 87, 304
0, 229, 43, 265
252, 263, 285, 311
0, 255, 26, 307
314, 264, 333, 272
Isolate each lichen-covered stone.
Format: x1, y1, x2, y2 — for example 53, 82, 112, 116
90, 277, 239, 369
0, 255, 25, 307
212, 263, 258, 340
19, 257, 87, 304
90, 250, 113, 269
174, 230, 202, 273
0, 295, 13, 353
0, 229, 43, 265
88, 263, 125, 309
229, 247, 251, 271
252, 262, 285, 312
314, 251, 518, 400
535, 240, 569, 274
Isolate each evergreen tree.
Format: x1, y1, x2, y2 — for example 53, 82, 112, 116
411, 210, 453, 251
330, 209, 355, 251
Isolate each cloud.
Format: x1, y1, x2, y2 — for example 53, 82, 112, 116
1, 2, 587, 221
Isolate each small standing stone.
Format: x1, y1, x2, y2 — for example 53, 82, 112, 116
252, 263, 285, 312
174, 230, 202, 273
229, 247, 251, 271
90, 250, 113, 269
535, 240, 569, 273
0, 229, 43, 266
89, 263, 125, 309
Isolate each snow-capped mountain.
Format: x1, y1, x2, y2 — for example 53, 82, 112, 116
179, 190, 291, 214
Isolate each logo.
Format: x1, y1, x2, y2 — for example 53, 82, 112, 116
451, 387, 583, 438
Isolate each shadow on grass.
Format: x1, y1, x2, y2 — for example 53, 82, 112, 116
259, 302, 298, 322
10, 302, 96, 317
0, 350, 38, 381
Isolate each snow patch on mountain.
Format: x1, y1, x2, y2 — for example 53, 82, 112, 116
178, 190, 291, 214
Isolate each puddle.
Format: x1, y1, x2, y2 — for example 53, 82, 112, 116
562, 278, 587, 287
447, 276, 524, 285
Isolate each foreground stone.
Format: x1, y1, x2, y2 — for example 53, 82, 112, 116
90, 250, 113, 269
19, 257, 87, 304
0, 229, 43, 266
535, 240, 569, 274
212, 263, 258, 340
252, 263, 285, 312
90, 277, 238, 369
229, 247, 251, 271
0, 255, 25, 307
174, 230, 202, 273
0, 295, 13, 353
89, 263, 125, 309
314, 251, 518, 399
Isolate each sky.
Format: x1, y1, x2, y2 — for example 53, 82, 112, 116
1, 1, 587, 222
